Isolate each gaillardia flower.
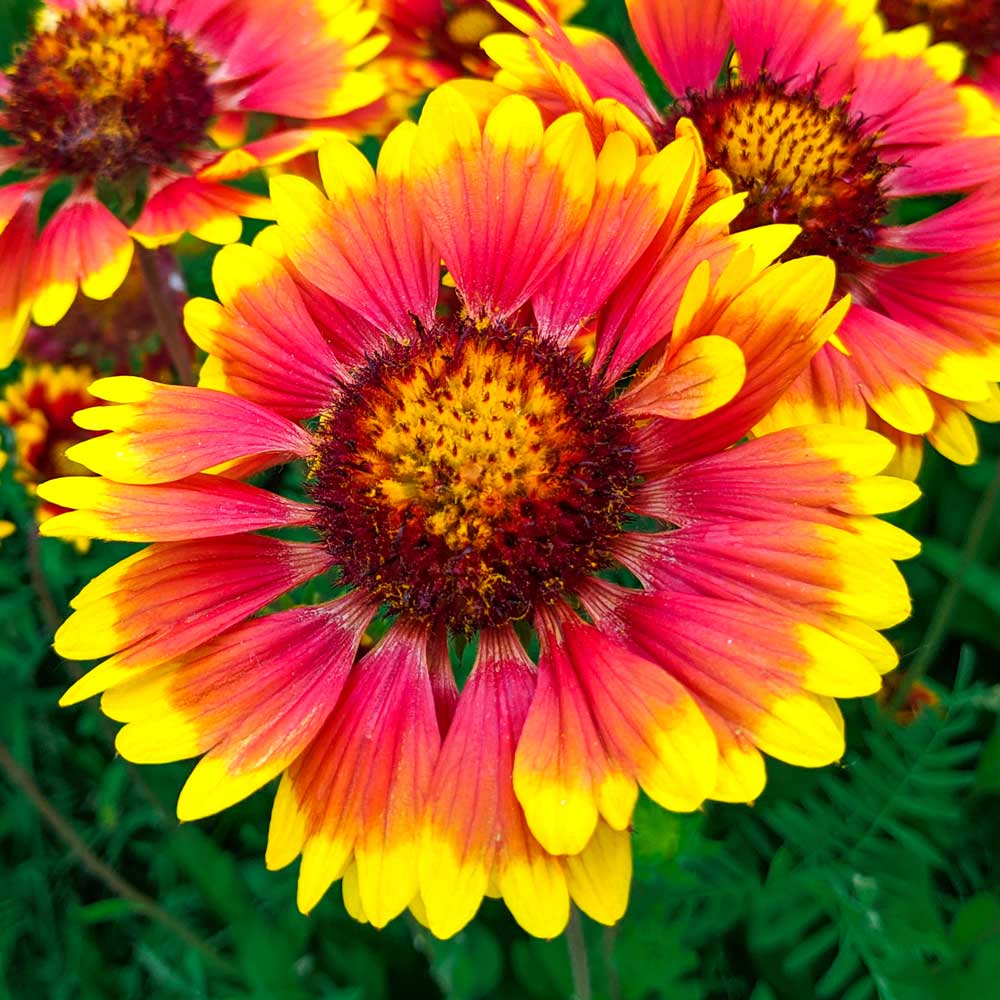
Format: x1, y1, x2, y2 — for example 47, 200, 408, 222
350, 0, 580, 134
877, 0, 1000, 106
21, 250, 181, 376
45, 90, 918, 938
0, 0, 386, 366
0, 362, 100, 534
485, 0, 1000, 473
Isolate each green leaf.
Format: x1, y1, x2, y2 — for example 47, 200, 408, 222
425, 924, 502, 1000
920, 538, 1000, 615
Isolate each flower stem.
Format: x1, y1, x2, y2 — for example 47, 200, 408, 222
891, 455, 1000, 710
603, 925, 623, 1000
26, 524, 61, 635
566, 907, 592, 1000
26, 526, 171, 822
0, 738, 235, 975
136, 245, 195, 386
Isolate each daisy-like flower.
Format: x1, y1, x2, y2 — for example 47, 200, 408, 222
45, 90, 918, 938
484, 0, 1000, 474
877, 672, 942, 725
21, 250, 181, 378
0, 0, 387, 367
0, 362, 100, 535
343, 0, 581, 136
877, 0, 1000, 106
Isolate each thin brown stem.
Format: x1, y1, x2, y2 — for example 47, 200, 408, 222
26, 525, 61, 634
136, 245, 195, 386
26, 527, 172, 821
0, 739, 235, 975
891, 455, 1000, 710
602, 925, 623, 1000
566, 907, 592, 1000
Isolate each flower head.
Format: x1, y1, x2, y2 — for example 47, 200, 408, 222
345, 0, 581, 135
46, 89, 918, 938
877, 672, 942, 725
878, 0, 1000, 87
0, 362, 100, 533
0, 0, 387, 366
485, 0, 1000, 472
21, 250, 181, 375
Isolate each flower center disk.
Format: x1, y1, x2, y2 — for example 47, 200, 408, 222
312, 323, 637, 632
681, 74, 893, 273
4, 2, 214, 180
437, 2, 505, 69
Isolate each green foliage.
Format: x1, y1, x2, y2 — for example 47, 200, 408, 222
540, 673, 997, 1000
0, 0, 36, 64
743, 693, 985, 1000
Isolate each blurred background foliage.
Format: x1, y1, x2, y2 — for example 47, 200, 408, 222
2, 1, 1000, 998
